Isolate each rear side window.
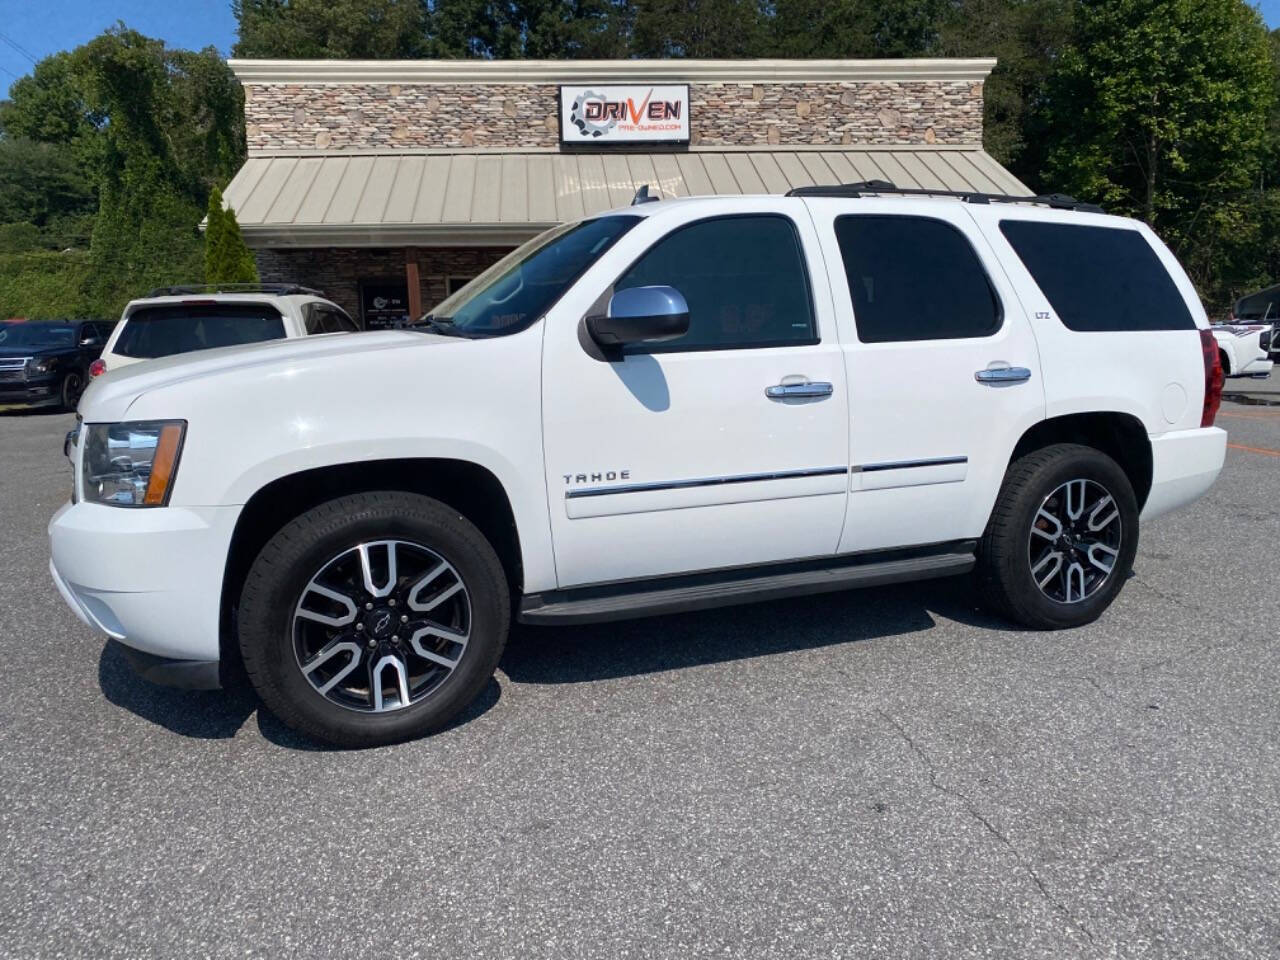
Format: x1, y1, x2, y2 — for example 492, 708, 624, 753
114, 304, 286, 359
833, 215, 1001, 343
1234, 288, 1280, 321
999, 221, 1195, 331
615, 214, 817, 351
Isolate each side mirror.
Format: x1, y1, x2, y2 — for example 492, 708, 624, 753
587, 285, 690, 348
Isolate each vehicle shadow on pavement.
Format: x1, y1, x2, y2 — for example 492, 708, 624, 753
97, 640, 503, 749
501, 574, 1008, 685
97, 641, 257, 739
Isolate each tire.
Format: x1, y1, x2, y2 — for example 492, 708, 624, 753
977, 443, 1138, 630
238, 491, 509, 747
60, 371, 84, 411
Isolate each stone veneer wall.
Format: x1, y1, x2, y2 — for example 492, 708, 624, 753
243, 80, 983, 152
256, 246, 512, 321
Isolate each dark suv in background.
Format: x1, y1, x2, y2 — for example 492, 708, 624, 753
0, 320, 113, 411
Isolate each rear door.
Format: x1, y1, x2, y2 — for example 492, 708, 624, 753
806, 198, 1047, 553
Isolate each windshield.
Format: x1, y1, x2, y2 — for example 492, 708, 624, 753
0, 324, 76, 349
420, 216, 640, 336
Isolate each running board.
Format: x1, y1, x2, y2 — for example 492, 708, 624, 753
518, 542, 976, 625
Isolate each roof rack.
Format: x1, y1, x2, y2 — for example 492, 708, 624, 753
144, 282, 326, 298
785, 180, 1104, 214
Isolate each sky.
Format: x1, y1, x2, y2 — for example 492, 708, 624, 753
0, 0, 1279, 92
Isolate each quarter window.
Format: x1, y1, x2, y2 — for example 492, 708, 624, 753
998, 220, 1196, 332
834, 215, 1002, 343
614, 214, 817, 351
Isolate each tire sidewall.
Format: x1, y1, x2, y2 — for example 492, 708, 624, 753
239, 494, 508, 746
1001, 447, 1139, 628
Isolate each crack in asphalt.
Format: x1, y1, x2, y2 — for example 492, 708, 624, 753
874, 708, 1099, 950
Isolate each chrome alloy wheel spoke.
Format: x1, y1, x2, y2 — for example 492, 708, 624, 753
1027, 478, 1122, 605
291, 539, 472, 714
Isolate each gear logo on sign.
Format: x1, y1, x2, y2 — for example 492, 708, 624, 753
570, 90, 615, 138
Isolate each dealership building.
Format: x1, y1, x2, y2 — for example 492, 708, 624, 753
222, 57, 1024, 328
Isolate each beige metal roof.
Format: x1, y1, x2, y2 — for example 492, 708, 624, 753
223, 146, 1029, 248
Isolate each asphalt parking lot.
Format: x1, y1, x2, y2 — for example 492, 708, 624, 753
1, 392, 1277, 959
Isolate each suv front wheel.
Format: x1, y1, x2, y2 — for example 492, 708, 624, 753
977, 443, 1139, 629
238, 491, 510, 747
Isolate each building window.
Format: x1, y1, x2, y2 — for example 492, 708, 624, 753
446, 276, 474, 296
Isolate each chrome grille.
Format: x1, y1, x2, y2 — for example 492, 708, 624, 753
0, 356, 29, 383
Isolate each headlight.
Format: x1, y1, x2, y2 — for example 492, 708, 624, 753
28, 357, 56, 374
81, 420, 186, 507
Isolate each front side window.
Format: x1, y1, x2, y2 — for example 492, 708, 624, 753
834, 215, 1002, 343
613, 214, 817, 351
998, 220, 1195, 332
114, 304, 286, 358
423, 216, 640, 337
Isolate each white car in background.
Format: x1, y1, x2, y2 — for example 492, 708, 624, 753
1210, 323, 1273, 379
91, 284, 360, 379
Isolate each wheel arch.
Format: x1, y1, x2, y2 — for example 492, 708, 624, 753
218, 457, 523, 684
1008, 412, 1153, 510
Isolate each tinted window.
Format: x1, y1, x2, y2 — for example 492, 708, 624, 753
430, 216, 639, 336
322, 309, 359, 333
615, 215, 816, 350
115, 305, 286, 358
999, 220, 1195, 332
834, 215, 1000, 343
1234, 287, 1280, 321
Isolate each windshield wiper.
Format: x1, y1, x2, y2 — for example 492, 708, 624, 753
408, 314, 468, 337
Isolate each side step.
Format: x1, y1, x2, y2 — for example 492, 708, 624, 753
518, 542, 976, 625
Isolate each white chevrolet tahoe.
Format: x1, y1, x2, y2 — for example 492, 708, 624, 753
50, 184, 1229, 747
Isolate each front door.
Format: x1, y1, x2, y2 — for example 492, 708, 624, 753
805, 199, 1047, 553
540, 201, 850, 588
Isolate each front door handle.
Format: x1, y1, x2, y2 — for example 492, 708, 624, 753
975, 366, 1032, 385
766, 380, 834, 400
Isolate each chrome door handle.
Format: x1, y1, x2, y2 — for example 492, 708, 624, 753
765, 381, 834, 400
975, 366, 1032, 385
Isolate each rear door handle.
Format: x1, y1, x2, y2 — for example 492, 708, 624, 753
765, 380, 834, 400
975, 366, 1032, 385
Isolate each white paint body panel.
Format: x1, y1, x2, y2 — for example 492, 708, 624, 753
49, 194, 1228, 667
540, 198, 850, 585
1211, 325, 1273, 378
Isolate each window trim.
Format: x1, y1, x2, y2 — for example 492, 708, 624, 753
834, 213, 1005, 345
607, 212, 822, 355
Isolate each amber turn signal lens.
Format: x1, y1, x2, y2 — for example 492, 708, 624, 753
143, 423, 185, 506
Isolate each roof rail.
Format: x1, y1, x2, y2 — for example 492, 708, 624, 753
784, 180, 1104, 214
144, 282, 326, 298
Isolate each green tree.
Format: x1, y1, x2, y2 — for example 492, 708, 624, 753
0, 138, 97, 250
631, 0, 764, 57
770, 0, 945, 59
233, 0, 428, 57
938, 0, 1074, 178
204, 187, 259, 285
71, 27, 245, 312
1042, 0, 1274, 304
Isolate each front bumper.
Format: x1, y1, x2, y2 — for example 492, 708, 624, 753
0, 376, 60, 407
49, 499, 241, 676
1142, 426, 1227, 521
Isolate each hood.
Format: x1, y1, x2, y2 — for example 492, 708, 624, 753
79, 329, 460, 421
0, 345, 77, 360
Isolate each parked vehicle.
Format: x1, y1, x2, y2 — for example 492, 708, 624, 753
0, 319, 112, 411
1211, 324, 1273, 379
52, 184, 1228, 747
90, 284, 360, 379
1231, 284, 1279, 359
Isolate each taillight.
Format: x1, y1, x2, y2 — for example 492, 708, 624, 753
89, 359, 106, 378
1199, 328, 1223, 427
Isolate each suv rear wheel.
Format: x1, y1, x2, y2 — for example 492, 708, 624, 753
977, 443, 1139, 629
238, 491, 509, 747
